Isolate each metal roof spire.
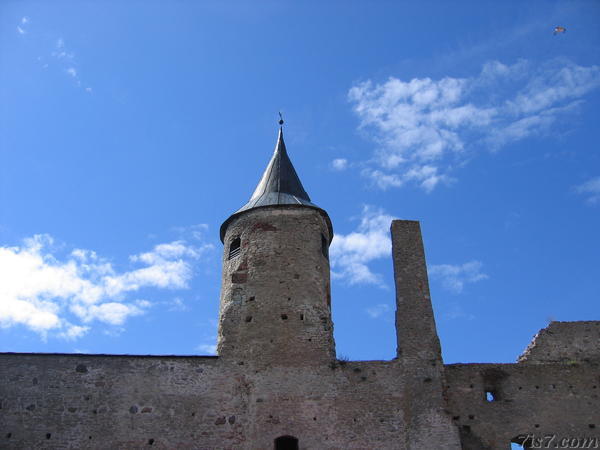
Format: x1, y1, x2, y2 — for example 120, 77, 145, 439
247, 121, 311, 204
220, 116, 332, 242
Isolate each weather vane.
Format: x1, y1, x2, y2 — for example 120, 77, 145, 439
278, 111, 284, 126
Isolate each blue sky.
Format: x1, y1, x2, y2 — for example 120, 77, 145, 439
1, 1, 599, 364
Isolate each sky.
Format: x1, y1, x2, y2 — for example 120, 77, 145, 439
1, 0, 599, 365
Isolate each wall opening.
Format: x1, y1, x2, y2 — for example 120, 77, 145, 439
511, 435, 531, 450
228, 237, 241, 260
485, 391, 495, 402
274, 435, 298, 450
321, 234, 329, 259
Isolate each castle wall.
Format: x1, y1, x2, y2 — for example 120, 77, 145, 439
0, 354, 460, 449
518, 321, 600, 364
0, 354, 233, 449
445, 362, 600, 449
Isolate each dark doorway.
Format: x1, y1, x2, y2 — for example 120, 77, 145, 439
274, 435, 299, 450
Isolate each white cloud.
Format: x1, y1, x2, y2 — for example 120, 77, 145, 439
428, 260, 489, 293
361, 168, 404, 190
365, 303, 390, 319
330, 206, 395, 286
16, 16, 29, 35
574, 176, 600, 205
172, 223, 210, 241
0, 231, 212, 339
349, 59, 600, 191
331, 158, 349, 171
444, 303, 476, 321
59, 324, 90, 340
197, 343, 217, 355
50, 37, 93, 91
73, 348, 90, 354
166, 297, 188, 312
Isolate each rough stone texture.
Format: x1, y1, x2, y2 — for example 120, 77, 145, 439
1, 216, 598, 449
0, 354, 464, 449
217, 206, 335, 367
445, 362, 600, 449
391, 220, 460, 448
392, 220, 442, 362
518, 321, 600, 364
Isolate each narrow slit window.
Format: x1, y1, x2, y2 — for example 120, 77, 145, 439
228, 237, 241, 260
321, 234, 329, 259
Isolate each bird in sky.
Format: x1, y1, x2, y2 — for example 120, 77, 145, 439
553, 26, 566, 35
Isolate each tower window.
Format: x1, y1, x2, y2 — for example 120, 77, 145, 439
321, 234, 329, 259
274, 436, 298, 450
228, 237, 241, 260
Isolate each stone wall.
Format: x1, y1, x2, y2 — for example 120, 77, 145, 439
519, 321, 600, 364
0, 353, 461, 449
445, 362, 600, 449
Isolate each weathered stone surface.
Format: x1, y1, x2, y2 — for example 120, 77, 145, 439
391, 220, 442, 362
445, 362, 600, 449
0, 353, 465, 449
518, 321, 600, 364
217, 206, 336, 368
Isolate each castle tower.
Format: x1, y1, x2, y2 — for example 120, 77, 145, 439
217, 125, 335, 367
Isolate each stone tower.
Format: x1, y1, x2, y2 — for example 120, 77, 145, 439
217, 126, 336, 367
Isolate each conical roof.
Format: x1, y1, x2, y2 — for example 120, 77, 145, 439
220, 127, 332, 242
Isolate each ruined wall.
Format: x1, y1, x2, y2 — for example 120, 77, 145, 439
519, 321, 600, 365
0, 354, 234, 449
391, 220, 461, 448
0, 353, 462, 449
444, 362, 600, 449
445, 321, 600, 449
391, 220, 442, 362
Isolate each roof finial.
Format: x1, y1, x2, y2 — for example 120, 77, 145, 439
278, 111, 284, 127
